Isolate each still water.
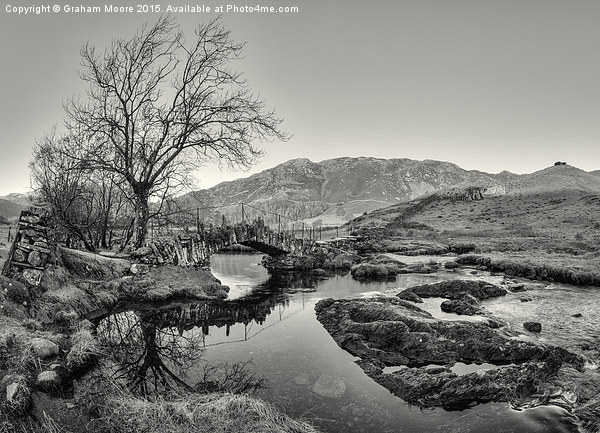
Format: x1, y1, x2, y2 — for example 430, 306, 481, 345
200, 253, 586, 433
98, 253, 595, 432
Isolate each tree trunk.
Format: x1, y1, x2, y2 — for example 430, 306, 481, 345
133, 190, 150, 249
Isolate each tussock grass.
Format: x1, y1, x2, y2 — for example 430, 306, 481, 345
66, 329, 104, 372
39, 412, 70, 433
33, 286, 100, 325
98, 392, 320, 433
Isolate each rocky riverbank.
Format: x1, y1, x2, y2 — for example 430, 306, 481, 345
0, 247, 319, 432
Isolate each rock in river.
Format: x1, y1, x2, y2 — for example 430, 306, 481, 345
401, 280, 507, 301
312, 374, 347, 399
523, 321, 542, 333
314, 297, 584, 410
397, 289, 423, 303
440, 299, 481, 316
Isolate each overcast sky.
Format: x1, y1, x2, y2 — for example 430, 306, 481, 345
1, 0, 599, 196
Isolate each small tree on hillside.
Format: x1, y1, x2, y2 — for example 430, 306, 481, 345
61, 16, 287, 248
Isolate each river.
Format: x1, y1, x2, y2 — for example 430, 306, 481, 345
98, 253, 596, 433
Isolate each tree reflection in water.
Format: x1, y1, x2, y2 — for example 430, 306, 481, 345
95, 269, 330, 397
97, 310, 202, 396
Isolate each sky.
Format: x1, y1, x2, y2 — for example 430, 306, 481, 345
1, 0, 599, 196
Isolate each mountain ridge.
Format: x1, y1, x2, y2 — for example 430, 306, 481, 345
179, 157, 566, 224
3, 158, 598, 225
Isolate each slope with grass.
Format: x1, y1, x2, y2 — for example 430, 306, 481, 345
0, 198, 26, 221
352, 164, 600, 285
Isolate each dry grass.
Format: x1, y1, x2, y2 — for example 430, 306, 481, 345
0, 411, 73, 433
100, 265, 229, 303
66, 328, 104, 372
98, 392, 320, 433
457, 253, 600, 286
33, 285, 100, 325
413, 191, 600, 249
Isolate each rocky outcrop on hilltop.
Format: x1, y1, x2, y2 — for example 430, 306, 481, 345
440, 185, 506, 201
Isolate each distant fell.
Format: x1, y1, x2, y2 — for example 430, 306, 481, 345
180, 157, 515, 224
506, 164, 600, 194
0, 193, 32, 207
0, 198, 27, 220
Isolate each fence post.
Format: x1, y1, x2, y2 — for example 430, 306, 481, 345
196, 208, 200, 234
336, 226, 339, 238
241, 203, 245, 223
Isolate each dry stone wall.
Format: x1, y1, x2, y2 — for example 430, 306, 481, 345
1, 208, 53, 286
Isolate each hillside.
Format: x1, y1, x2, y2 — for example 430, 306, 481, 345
354, 164, 600, 251
505, 165, 600, 195
0, 198, 27, 221
180, 157, 513, 224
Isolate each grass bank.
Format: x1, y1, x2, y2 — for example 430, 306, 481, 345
457, 252, 600, 287
0, 246, 320, 433
98, 392, 319, 433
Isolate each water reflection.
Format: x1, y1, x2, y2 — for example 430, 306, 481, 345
94, 269, 317, 396
97, 310, 203, 395
93, 254, 590, 433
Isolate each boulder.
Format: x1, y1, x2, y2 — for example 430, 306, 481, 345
440, 299, 481, 316
36, 370, 61, 390
351, 263, 395, 280
397, 262, 438, 274
507, 283, 527, 292
22, 269, 43, 286
27, 251, 43, 267
30, 338, 59, 359
444, 261, 460, 269
6, 380, 31, 415
405, 280, 506, 301
524, 322, 542, 333
397, 290, 423, 303
312, 374, 347, 399
312, 268, 327, 277
131, 246, 153, 258
130, 263, 150, 275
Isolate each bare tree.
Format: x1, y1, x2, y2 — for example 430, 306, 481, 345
62, 16, 287, 248
30, 130, 132, 252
